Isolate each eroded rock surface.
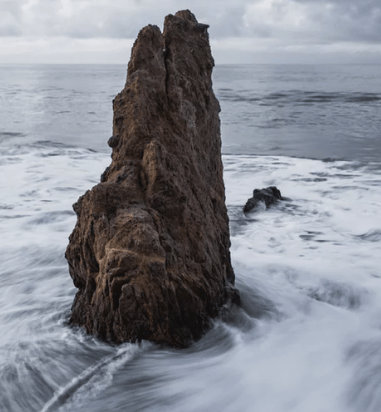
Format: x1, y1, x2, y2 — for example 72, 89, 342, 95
65, 10, 238, 347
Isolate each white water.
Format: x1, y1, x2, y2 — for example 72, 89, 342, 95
1, 141, 381, 411
225, 155, 381, 411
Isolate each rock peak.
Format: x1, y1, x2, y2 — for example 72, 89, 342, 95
65, 10, 238, 347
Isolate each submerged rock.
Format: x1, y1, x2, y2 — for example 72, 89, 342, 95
65, 10, 238, 348
243, 186, 282, 213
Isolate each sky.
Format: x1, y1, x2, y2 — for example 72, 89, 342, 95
1, 0, 381, 64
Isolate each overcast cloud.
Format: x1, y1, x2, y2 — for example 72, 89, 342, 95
1, 0, 381, 63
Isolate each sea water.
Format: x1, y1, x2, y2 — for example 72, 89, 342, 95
0, 64, 380, 412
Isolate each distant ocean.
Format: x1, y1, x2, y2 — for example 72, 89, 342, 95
0, 64, 380, 412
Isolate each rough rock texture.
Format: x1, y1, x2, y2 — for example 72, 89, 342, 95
65, 10, 238, 348
243, 186, 282, 213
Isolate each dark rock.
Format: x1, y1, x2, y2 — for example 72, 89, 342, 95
65, 10, 238, 348
243, 186, 282, 213
107, 134, 120, 148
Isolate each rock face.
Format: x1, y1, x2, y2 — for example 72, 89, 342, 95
65, 10, 238, 348
243, 187, 282, 213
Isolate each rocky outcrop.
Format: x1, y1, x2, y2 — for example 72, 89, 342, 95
243, 186, 282, 213
65, 10, 238, 348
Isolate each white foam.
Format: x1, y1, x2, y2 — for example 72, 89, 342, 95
40, 344, 138, 412
1, 149, 381, 411
222, 155, 381, 411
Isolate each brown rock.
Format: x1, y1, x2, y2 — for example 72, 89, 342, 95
65, 10, 239, 348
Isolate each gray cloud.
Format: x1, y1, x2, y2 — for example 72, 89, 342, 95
0, 0, 25, 36
0, 0, 377, 44
241, 0, 381, 45
295, 0, 381, 43
0, 0, 381, 63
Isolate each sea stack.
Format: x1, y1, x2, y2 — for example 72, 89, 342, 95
65, 10, 238, 347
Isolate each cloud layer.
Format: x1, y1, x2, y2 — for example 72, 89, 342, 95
1, 0, 381, 63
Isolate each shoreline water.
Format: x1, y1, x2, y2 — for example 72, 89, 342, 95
0, 64, 380, 411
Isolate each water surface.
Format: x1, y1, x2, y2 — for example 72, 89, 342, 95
0, 64, 380, 412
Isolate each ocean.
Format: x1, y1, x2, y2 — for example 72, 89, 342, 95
0, 63, 380, 412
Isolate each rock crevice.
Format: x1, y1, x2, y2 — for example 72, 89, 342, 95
65, 10, 238, 348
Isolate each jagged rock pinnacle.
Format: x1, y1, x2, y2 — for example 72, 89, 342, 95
65, 10, 239, 347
